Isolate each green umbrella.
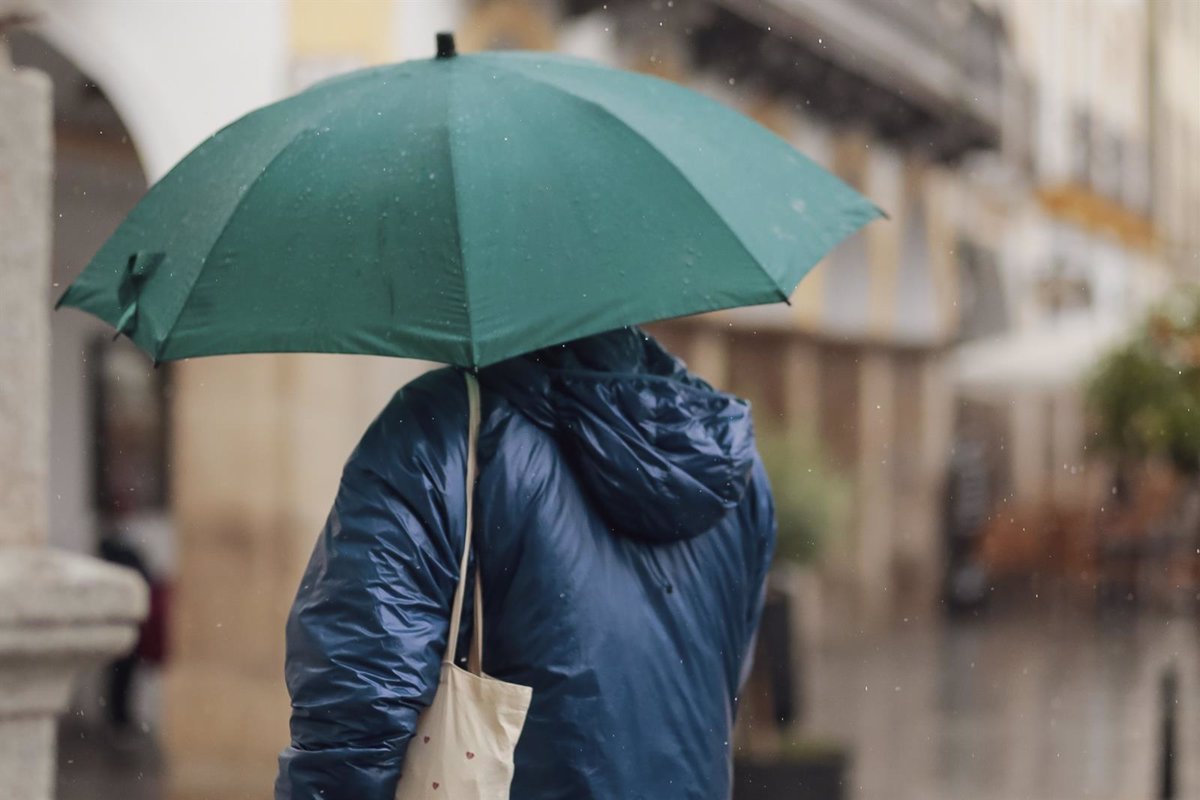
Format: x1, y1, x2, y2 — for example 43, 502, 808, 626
58, 33, 880, 368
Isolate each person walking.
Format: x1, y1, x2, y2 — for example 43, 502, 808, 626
97, 526, 151, 731
53, 32, 867, 800
274, 326, 774, 800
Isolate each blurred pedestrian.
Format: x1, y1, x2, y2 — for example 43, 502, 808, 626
276, 327, 775, 799
97, 524, 152, 731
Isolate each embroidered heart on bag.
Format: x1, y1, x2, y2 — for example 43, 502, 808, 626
432, 782, 439, 790
466, 751, 475, 759
423, 736, 430, 743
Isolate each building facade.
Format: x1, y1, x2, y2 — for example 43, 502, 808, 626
20, 0, 1200, 797
947, 0, 1196, 595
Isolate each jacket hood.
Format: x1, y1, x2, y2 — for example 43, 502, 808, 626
480, 328, 756, 542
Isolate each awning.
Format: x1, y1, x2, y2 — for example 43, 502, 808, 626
952, 316, 1132, 396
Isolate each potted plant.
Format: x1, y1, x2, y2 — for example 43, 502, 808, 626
733, 427, 853, 799
758, 428, 853, 568
1086, 291, 1200, 606
1087, 292, 1200, 477
734, 737, 850, 800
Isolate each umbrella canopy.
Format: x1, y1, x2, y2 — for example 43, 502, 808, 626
58, 34, 880, 368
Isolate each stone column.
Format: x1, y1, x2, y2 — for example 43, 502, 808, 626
856, 350, 896, 628
688, 325, 731, 390
1050, 388, 1086, 507
0, 10, 146, 800
782, 338, 819, 440
1009, 391, 1048, 505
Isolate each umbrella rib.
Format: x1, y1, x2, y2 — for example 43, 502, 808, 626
495, 65, 791, 306
442, 66, 478, 369
152, 125, 325, 358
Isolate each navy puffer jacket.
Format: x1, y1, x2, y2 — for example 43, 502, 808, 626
276, 328, 775, 799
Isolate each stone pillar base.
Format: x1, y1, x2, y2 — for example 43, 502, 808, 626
0, 548, 147, 800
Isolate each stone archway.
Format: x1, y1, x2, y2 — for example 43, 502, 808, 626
8, 27, 149, 557
35, 0, 289, 180
2, 3, 288, 798
11, 8, 426, 799
8, 30, 171, 800
0, 5, 145, 800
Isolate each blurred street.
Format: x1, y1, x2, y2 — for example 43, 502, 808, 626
58, 719, 162, 800
805, 611, 1200, 800
58, 609, 1200, 800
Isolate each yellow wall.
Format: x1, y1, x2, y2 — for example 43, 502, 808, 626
290, 0, 394, 63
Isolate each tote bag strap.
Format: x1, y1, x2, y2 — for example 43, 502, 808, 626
444, 371, 485, 675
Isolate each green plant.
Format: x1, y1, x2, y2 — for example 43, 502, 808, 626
757, 428, 853, 564
776, 735, 847, 762
1086, 288, 1200, 474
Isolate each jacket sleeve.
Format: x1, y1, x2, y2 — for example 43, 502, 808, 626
737, 456, 776, 697
275, 378, 469, 800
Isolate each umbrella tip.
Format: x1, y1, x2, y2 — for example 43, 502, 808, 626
436, 32, 457, 59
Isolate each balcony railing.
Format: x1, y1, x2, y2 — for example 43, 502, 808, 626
716, 0, 1004, 154
567, 0, 1007, 162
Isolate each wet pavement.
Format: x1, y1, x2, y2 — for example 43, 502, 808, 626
805, 610, 1200, 800
57, 610, 1200, 799
58, 717, 163, 800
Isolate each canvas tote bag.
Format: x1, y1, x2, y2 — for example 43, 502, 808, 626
395, 372, 533, 799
